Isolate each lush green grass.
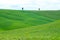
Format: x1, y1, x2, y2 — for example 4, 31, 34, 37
0, 20, 60, 40
0, 9, 60, 40
0, 10, 58, 30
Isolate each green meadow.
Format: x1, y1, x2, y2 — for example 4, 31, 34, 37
0, 9, 60, 40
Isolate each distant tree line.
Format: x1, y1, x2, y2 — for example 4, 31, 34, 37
22, 7, 40, 10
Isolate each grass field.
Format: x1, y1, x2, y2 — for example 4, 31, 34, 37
0, 9, 60, 40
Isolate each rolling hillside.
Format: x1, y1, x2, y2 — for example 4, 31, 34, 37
0, 10, 60, 40
0, 10, 58, 30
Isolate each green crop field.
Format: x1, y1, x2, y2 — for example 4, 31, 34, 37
0, 9, 60, 40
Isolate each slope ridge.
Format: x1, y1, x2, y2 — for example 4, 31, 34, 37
0, 10, 55, 30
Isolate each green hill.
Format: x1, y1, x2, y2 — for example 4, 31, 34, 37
0, 10, 60, 40
0, 10, 60, 30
